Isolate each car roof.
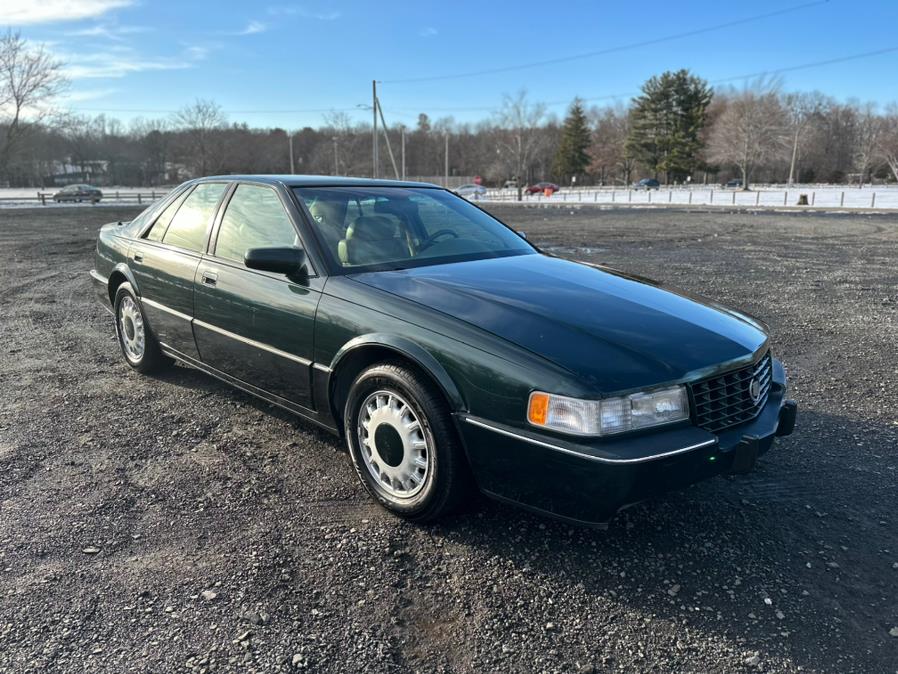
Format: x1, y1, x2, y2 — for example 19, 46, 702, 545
198, 174, 442, 189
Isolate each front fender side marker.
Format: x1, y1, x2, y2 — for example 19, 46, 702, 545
527, 392, 550, 426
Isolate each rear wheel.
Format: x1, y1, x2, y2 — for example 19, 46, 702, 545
113, 282, 171, 373
344, 362, 473, 522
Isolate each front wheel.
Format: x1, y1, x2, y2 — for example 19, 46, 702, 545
113, 282, 171, 373
344, 362, 473, 522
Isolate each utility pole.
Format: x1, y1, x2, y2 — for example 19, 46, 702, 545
288, 133, 295, 174
332, 136, 338, 175
444, 132, 449, 188
400, 125, 406, 180
375, 95, 400, 180
372, 80, 378, 178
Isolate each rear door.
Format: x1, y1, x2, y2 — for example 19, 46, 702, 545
193, 182, 323, 408
129, 182, 229, 359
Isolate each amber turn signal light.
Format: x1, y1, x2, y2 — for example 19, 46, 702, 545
527, 392, 550, 426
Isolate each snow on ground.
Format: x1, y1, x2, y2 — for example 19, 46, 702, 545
479, 184, 898, 210
0, 186, 171, 208
1, 184, 897, 210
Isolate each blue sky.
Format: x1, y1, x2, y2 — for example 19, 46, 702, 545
4, 0, 897, 129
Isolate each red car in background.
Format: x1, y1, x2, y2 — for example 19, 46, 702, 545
525, 182, 560, 195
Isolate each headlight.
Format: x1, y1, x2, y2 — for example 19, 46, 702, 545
527, 386, 689, 436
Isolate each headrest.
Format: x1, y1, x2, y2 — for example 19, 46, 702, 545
348, 215, 398, 241
374, 198, 418, 218
308, 199, 344, 224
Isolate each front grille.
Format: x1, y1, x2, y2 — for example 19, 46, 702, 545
690, 353, 772, 433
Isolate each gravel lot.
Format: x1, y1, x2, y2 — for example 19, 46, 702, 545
1, 204, 896, 673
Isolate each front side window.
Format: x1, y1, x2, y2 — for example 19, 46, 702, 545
161, 183, 227, 252
296, 186, 534, 272
215, 185, 299, 263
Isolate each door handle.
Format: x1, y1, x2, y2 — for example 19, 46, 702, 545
132, 252, 143, 263
201, 271, 218, 287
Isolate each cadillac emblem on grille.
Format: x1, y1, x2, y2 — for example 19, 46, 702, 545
689, 353, 772, 433
749, 376, 762, 403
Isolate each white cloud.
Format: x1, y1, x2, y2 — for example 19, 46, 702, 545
65, 24, 151, 41
0, 0, 133, 25
61, 44, 208, 79
266, 6, 341, 20
60, 87, 118, 102
183, 45, 211, 60
65, 58, 191, 80
419, 27, 438, 38
235, 20, 268, 35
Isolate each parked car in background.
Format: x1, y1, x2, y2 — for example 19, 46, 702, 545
90, 175, 796, 526
525, 182, 559, 195
633, 178, 661, 190
724, 179, 743, 188
503, 179, 518, 189
54, 184, 103, 203
454, 184, 488, 200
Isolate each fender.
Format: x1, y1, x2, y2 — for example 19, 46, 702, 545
109, 262, 141, 297
329, 333, 466, 412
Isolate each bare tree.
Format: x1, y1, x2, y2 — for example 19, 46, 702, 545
880, 103, 898, 183
494, 90, 547, 200
130, 117, 171, 185
587, 104, 633, 185
707, 80, 787, 190
853, 102, 882, 187
783, 91, 826, 185
0, 31, 67, 181
172, 99, 227, 176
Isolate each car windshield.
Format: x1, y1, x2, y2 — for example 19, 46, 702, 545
295, 186, 535, 272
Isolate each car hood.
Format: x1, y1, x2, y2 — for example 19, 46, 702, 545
350, 253, 768, 393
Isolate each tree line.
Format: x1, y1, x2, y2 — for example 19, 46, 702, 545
2, 31, 897, 191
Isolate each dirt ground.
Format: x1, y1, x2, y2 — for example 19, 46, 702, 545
0, 203, 896, 673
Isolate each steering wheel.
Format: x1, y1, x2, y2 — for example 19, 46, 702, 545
417, 229, 459, 252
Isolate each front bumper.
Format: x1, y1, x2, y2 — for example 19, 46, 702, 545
457, 358, 797, 526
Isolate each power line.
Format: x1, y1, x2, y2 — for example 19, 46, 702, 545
388, 45, 898, 113
572, 45, 898, 105
708, 45, 898, 85
67, 43, 898, 120
381, 0, 831, 84
67, 106, 363, 114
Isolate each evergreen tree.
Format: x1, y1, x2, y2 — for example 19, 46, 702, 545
552, 99, 591, 184
625, 70, 712, 183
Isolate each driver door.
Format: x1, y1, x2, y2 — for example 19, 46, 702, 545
192, 183, 323, 409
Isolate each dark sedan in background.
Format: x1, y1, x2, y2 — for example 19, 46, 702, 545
90, 175, 796, 526
634, 178, 661, 190
54, 184, 103, 203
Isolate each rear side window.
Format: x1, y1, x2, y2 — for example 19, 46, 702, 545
161, 183, 227, 252
215, 184, 299, 263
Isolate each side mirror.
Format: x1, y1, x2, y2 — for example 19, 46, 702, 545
244, 246, 307, 278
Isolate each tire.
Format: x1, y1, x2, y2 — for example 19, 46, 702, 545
344, 361, 473, 522
113, 282, 171, 373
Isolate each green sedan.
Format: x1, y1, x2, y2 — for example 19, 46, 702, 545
90, 176, 796, 526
